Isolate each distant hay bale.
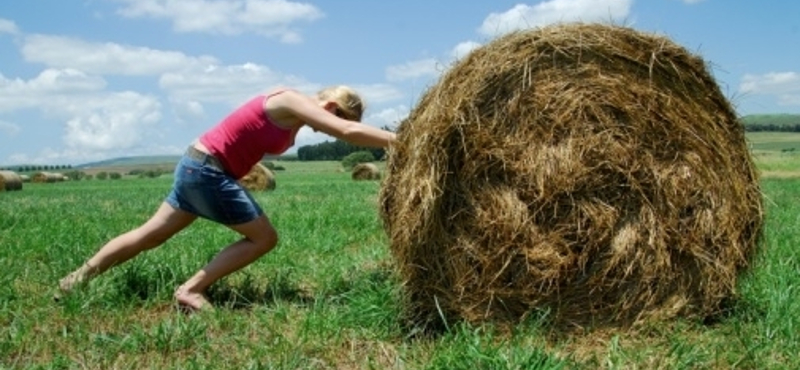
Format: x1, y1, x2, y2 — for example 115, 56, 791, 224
32, 172, 64, 183
20, 174, 30, 183
0, 171, 23, 191
239, 163, 276, 191
31, 172, 47, 183
352, 163, 381, 181
379, 23, 763, 331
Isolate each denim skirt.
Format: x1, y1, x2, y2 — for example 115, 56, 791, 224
165, 155, 264, 225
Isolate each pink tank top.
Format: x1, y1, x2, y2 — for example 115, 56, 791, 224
199, 92, 297, 179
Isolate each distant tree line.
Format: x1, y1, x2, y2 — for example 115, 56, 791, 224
292, 124, 395, 161
744, 123, 800, 132
0, 164, 73, 172
742, 114, 800, 132
296, 139, 386, 161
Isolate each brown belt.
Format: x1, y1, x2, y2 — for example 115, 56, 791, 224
185, 146, 226, 173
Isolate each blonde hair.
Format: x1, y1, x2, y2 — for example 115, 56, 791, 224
317, 85, 365, 122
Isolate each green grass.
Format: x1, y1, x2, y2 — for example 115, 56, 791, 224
1, 161, 799, 369
747, 132, 800, 174
747, 132, 800, 152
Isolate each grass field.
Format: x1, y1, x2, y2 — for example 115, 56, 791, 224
1, 150, 799, 368
747, 132, 800, 177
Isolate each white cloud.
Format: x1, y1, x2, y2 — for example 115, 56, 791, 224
740, 72, 800, 94
0, 69, 107, 112
0, 18, 20, 35
740, 72, 800, 107
292, 126, 329, 150
166, 94, 208, 127
160, 62, 315, 106
478, 0, 633, 37
22, 35, 218, 76
351, 84, 405, 105
62, 91, 162, 151
779, 95, 800, 106
0, 120, 21, 137
171, 99, 206, 123
385, 42, 480, 91
0, 69, 164, 156
114, 0, 323, 43
386, 58, 441, 82
366, 105, 410, 128
7, 153, 32, 165
451, 41, 482, 60
26, 69, 107, 92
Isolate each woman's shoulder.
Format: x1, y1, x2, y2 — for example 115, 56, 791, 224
262, 88, 311, 127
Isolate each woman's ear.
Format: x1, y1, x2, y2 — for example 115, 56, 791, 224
323, 101, 339, 115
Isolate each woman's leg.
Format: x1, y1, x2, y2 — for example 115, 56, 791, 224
174, 213, 278, 309
60, 202, 198, 291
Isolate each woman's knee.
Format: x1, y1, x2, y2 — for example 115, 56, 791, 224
229, 215, 279, 254
255, 225, 278, 254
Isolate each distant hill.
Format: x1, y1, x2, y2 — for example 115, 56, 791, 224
76, 155, 181, 169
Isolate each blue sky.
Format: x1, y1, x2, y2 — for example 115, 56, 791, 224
1, 0, 799, 166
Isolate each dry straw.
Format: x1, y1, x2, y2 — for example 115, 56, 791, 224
0, 171, 24, 191
352, 162, 381, 181
239, 163, 276, 191
379, 23, 763, 332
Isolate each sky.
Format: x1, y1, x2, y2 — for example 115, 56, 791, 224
1, 0, 799, 166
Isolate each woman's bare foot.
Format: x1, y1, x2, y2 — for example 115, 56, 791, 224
59, 272, 83, 292
174, 285, 213, 312
54, 268, 91, 301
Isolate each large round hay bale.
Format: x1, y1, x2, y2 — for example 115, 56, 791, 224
352, 162, 381, 181
379, 23, 763, 331
0, 171, 23, 191
239, 163, 276, 191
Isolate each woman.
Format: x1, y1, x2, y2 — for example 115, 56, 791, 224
58, 86, 396, 310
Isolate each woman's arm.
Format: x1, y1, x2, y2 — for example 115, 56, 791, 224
271, 90, 396, 148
